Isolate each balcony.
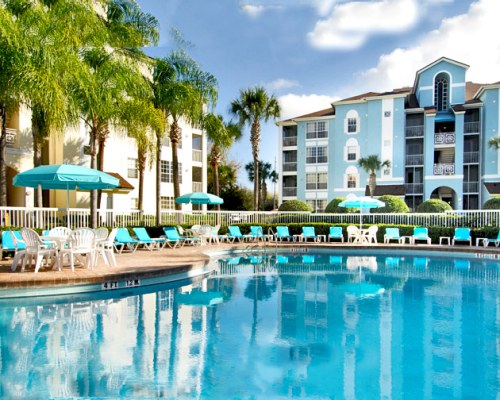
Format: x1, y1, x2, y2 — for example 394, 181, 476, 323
283, 137, 297, 147
282, 187, 297, 197
283, 162, 297, 172
434, 132, 455, 145
463, 181, 479, 193
464, 151, 479, 164
192, 149, 202, 162
192, 182, 203, 192
405, 183, 423, 194
405, 125, 424, 138
464, 121, 480, 134
434, 163, 455, 175
6, 128, 17, 147
405, 154, 424, 166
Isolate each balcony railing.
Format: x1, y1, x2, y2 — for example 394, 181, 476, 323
434, 163, 455, 175
192, 182, 203, 192
464, 151, 479, 164
6, 128, 16, 147
282, 187, 297, 197
464, 121, 480, 134
405, 125, 424, 138
405, 183, 423, 194
405, 154, 424, 166
434, 132, 455, 145
192, 149, 202, 162
283, 162, 297, 172
283, 137, 297, 147
463, 181, 479, 193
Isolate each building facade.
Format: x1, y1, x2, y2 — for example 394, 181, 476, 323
3, 106, 207, 213
277, 57, 500, 211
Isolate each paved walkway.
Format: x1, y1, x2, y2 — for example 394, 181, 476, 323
0, 241, 498, 289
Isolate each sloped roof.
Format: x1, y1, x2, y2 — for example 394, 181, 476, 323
484, 182, 500, 195
365, 185, 405, 196
104, 172, 134, 191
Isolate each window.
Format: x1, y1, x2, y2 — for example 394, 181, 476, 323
127, 158, 138, 179
306, 121, 328, 139
306, 199, 327, 213
306, 146, 327, 164
345, 138, 359, 162
347, 174, 357, 188
434, 72, 449, 112
347, 146, 357, 161
306, 173, 328, 190
130, 197, 138, 210
160, 196, 174, 210
347, 118, 357, 133
160, 160, 183, 183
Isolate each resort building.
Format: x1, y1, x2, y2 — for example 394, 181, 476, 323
277, 57, 500, 211
3, 107, 208, 213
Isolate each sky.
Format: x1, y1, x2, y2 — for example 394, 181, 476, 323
136, 0, 500, 187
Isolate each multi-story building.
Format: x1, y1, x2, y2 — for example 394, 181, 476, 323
277, 57, 500, 211
3, 106, 207, 213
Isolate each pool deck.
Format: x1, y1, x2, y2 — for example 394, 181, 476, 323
0, 241, 499, 289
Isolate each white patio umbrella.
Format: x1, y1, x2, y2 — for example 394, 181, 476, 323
338, 195, 385, 229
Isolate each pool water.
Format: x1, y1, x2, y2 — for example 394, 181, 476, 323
0, 251, 499, 399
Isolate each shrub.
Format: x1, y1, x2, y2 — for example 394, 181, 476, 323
416, 199, 452, 213
278, 200, 312, 212
325, 197, 356, 214
482, 197, 500, 210
377, 195, 409, 213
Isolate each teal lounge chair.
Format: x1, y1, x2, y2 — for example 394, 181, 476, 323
452, 227, 471, 246
114, 228, 142, 253
275, 226, 293, 242
411, 227, 431, 245
133, 227, 165, 250
327, 226, 344, 243
301, 226, 319, 242
163, 227, 200, 247
250, 226, 270, 241
1, 230, 25, 259
484, 231, 500, 247
384, 228, 404, 244
228, 226, 253, 242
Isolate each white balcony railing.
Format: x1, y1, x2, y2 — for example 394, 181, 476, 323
283, 162, 297, 172
282, 187, 297, 197
434, 163, 455, 175
283, 137, 297, 147
406, 154, 424, 165
434, 132, 455, 145
192, 182, 203, 192
192, 149, 202, 162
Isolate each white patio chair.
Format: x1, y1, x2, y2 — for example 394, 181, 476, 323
95, 227, 117, 267
48, 227, 72, 237
365, 225, 379, 243
347, 226, 360, 243
20, 228, 57, 273
10, 231, 27, 272
59, 228, 96, 271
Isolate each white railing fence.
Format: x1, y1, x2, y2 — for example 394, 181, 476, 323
1, 207, 499, 230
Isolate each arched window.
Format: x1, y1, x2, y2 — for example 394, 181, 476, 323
345, 110, 360, 134
344, 166, 359, 189
344, 138, 360, 162
434, 73, 449, 112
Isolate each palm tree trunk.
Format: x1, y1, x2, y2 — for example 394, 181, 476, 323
89, 125, 99, 228
369, 172, 376, 197
96, 125, 109, 210
155, 132, 162, 225
171, 121, 182, 211
250, 121, 260, 211
0, 106, 7, 206
31, 109, 46, 208
138, 151, 146, 212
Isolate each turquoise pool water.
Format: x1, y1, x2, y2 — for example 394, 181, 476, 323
0, 251, 499, 399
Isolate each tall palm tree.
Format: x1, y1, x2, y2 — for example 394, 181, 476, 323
488, 135, 500, 150
152, 52, 218, 210
230, 86, 280, 210
358, 154, 391, 197
269, 169, 279, 210
204, 113, 241, 201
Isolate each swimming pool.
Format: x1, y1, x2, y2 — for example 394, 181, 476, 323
0, 250, 498, 398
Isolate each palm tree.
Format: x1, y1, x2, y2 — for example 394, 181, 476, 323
488, 135, 500, 150
358, 154, 391, 197
152, 52, 218, 210
204, 113, 242, 201
230, 86, 280, 210
269, 169, 279, 210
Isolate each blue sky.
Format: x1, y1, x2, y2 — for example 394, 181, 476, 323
137, 0, 500, 187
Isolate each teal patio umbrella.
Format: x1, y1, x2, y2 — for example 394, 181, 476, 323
13, 164, 119, 226
339, 195, 385, 229
175, 192, 223, 205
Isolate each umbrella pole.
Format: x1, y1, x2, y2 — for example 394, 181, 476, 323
66, 185, 70, 229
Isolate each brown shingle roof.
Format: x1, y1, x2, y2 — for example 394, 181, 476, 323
294, 107, 335, 119
365, 185, 405, 196
104, 172, 134, 191
484, 182, 500, 195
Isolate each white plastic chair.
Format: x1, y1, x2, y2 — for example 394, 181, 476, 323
48, 227, 72, 237
20, 228, 57, 273
95, 227, 117, 266
347, 226, 360, 243
365, 225, 379, 243
59, 228, 96, 271
10, 231, 27, 272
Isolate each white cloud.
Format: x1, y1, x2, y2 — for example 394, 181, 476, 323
356, 0, 500, 92
278, 93, 339, 120
239, 3, 282, 17
265, 79, 299, 91
308, 0, 419, 50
